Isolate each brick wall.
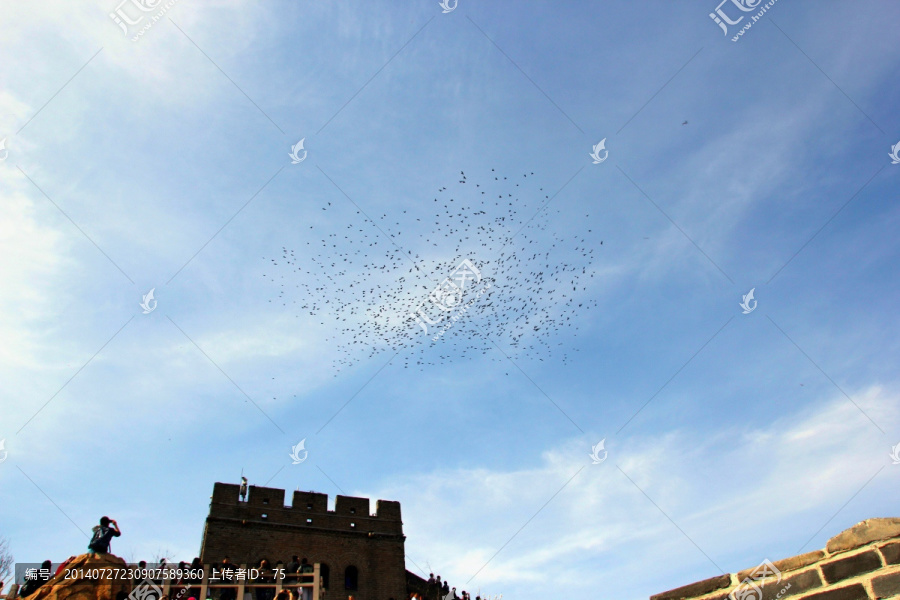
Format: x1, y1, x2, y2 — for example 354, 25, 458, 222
200, 483, 406, 600
651, 518, 900, 600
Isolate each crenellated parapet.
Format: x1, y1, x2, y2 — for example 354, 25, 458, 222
207, 482, 403, 536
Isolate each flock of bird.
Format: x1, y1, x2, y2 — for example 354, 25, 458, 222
262, 168, 602, 372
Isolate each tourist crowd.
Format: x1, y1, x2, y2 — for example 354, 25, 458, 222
410, 573, 496, 600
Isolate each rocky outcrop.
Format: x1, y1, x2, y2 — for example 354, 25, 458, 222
652, 518, 900, 600
26, 554, 130, 600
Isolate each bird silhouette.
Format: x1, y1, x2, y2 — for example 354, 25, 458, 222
262, 168, 603, 373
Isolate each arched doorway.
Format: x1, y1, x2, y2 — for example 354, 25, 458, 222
344, 565, 358, 591
319, 564, 330, 591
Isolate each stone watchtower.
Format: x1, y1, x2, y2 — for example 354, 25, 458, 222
200, 482, 407, 600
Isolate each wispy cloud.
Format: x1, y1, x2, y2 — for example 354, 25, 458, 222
378, 385, 898, 599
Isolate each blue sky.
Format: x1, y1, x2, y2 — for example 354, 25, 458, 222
1, 1, 899, 599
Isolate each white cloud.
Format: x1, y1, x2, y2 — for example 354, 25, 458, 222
372, 384, 899, 599
0, 167, 73, 370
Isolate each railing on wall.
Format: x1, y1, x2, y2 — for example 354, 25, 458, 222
157, 564, 323, 600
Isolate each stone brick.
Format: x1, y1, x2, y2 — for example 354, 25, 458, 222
871, 571, 900, 599
820, 550, 882, 584
799, 583, 868, 600
826, 518, 900, 554
738, 553, 826, 582
758, 569, 823, 600
879, 542, 900, 566
650, 574, 732, 600
772, 552, 826, 577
